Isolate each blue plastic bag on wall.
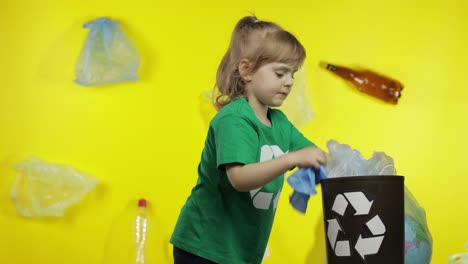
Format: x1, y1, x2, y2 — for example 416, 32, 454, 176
75, 17, 140, 86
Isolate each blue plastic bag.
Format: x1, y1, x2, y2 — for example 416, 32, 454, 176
404, 186, 433, 264
287, 165, 327, 213
75, 17, 140, 86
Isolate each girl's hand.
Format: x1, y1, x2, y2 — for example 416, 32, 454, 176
289, 146, 327, 169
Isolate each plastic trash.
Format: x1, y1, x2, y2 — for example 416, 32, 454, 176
198, 67, 314, 128
404, 187, 433, 264
102, 198, 160, 264
326, 139, 395, 178
323, 139, 432, 263
198, 90, 217, 128
9, 156, 98, 218
321, 62, 403, 104
275, 67, 315, 127
75, 17, 140, 86
287, 165, 327, 213
448, 243, 468, 264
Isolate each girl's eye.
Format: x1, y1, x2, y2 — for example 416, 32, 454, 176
275, 72, 284, 78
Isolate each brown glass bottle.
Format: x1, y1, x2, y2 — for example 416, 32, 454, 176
323, 63, 403, 104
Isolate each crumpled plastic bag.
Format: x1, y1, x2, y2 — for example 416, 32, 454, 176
9, 156, 98, 218
287, 165, 327, 213
275, 67, 314, 127
324, 139, 432, 263
448, 244, 468, 264
75, 17, 140, 86
404, 186, 433, 264
198, 67, 314, 128
199, 90, 217, 127
326, 139, 395, 178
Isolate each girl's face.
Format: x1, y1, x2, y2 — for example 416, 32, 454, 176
245, 62, 295, 108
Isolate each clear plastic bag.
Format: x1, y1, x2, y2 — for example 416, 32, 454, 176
448, 244, 468, 264
75, 17, 140, 86
325, 139, 395, 178
198, 90, 217, 128
449, 254, 468, 264
275, 67, 315, 127
198, 67, 315, 128
9, 156, 98, 218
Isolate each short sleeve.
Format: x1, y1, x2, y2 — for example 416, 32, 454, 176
214, 115, 259, 168
289, 123, 315, 151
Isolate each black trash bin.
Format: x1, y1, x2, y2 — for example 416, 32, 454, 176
320, 175, 404, 264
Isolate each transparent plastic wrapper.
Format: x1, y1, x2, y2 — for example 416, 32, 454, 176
449, 254, 468, 264
448, 244, 468, 264
275, 67, 314, 127
325, 139, 395, 178
9, 156, 98, 218
404, 187, 433, 264
198, 67, 314, 128
75, 17, 140, 86
199, 90, 217, 127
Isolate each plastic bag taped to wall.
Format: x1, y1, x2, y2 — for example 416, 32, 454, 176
9, 156, 98, 218
276, 67, 315, 127
75, 17, 140, 86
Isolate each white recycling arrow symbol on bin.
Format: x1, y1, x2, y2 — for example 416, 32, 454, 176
326, 191, 386, 260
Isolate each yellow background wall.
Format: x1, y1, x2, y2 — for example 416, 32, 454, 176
1, 0, 467, 263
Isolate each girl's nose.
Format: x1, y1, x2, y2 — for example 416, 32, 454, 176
284, 77, 293, 88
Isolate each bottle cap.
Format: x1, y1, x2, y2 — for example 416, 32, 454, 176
138, 198, 147, 208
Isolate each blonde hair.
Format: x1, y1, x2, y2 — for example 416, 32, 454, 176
214, 16, 306, 109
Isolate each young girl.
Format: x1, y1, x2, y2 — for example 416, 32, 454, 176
170, 15, 327, 264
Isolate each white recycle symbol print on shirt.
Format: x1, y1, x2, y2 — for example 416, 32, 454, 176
326, 192, 386, 260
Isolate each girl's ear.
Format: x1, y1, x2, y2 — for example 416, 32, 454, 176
238, 59, 252, 77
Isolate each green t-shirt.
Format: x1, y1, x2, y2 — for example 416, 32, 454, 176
170, 97, 314, 264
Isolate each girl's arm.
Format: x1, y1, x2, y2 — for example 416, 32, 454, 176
225, 146, 327, 192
